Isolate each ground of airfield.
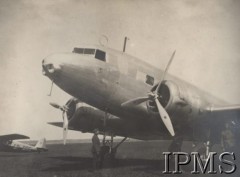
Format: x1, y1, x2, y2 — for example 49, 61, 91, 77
0, 140, 238, 177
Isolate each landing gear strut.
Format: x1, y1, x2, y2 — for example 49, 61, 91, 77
100, 110, 127, 166
192, 140, 212, 161
100, 134, 127, 167
101, 134, 127, 158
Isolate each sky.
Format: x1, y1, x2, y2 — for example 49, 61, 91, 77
0, 0, 239, 140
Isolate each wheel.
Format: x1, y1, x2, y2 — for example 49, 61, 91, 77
100, 146, 117, 168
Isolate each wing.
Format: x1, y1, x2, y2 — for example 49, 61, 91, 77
206, 104, 240, 117
0, 134, 30, 143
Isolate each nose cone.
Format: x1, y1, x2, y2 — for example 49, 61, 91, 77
42, 54, 65, 76
42, 52, 96, 94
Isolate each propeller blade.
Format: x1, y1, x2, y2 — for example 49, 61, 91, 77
154, 97, 175, 136
62, 111, 68, 145
156, 50, 176, 92
49, 102, 61, 109
49, 102, 68, 112
121, 96, 149, 107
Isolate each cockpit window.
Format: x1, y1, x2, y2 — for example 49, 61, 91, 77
72, 48, 95, 55
72, 48, 106, 62
95, 49, 106, 61
73, 48, 84, 54
84, 48, 95, 54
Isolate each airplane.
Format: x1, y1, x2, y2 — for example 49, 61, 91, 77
0, 134, 48, 153
42, 43, 240, 158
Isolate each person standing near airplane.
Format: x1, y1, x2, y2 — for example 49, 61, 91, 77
91, 129, 101, 171
221, 122, 236, 152
66, 100, 104, 170
168, 135, 183, 153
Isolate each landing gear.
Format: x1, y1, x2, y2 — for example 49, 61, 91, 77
100, 110, 127, 167
192, 141, 212, 161
168, 136, 183, 152
100, 134, 127, 167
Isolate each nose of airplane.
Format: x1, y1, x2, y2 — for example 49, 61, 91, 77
42, 54, 62, 75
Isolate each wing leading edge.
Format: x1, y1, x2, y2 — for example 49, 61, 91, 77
0, 134, 30, 143
206, 104, 240, 113
206, 104, 240, 120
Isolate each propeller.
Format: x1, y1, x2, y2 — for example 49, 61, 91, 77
62, 111, 68, 145
121, 51, 176, 136
49, 102, 68, 112
49, 102, 61, 109
50, 102, 69, 144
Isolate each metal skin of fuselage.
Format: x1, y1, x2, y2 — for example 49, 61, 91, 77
42, 45, 235, 143
0, 141, 45, 153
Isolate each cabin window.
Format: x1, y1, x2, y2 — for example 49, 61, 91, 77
146, 75, 154, 86
95, 49, 106, 62
137, 71, 155, 86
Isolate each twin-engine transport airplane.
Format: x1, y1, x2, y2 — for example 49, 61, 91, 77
42, 44, 240, 157
0, 134, 48, 153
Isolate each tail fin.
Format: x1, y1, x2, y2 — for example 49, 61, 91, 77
35, 138, 47, 151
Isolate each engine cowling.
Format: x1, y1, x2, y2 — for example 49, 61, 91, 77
147, 80, 188, 112
147, 80, 203, 118
65, 98, 79, 120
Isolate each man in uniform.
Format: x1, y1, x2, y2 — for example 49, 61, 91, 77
91, 128, 101, 171
168, 135, 183, 153
221, 122, 236, 152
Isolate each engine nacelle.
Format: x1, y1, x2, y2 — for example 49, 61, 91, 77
68, 105, 126, 134
147, 80, 206, 119
158, 80, 187, 112
69, 106, 105, 132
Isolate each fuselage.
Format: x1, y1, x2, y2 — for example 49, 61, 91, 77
0, 141, 39, 153
42, 45, 226, 141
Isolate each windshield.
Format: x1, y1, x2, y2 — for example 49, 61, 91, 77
72, 48, 95, 54
72, 47, 106, 62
